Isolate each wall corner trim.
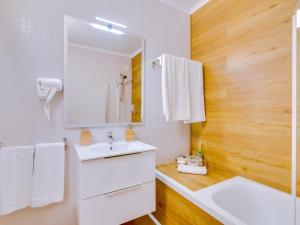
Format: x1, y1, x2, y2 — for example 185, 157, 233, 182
190, 0, 209, 15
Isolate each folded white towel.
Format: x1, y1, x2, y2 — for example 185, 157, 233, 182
31, 143, 65, 207
177, 164, 207, 175
0, 146, 34, 215
184, 60, 206, 123
161, 54, 190, 121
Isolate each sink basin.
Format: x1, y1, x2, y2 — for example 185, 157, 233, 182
75, 140, 157, 161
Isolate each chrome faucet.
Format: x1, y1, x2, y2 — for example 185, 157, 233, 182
107, 131, 114, 145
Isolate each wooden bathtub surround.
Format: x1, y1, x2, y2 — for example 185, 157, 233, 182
154, 163, 230, 225
154, 179, 222, 225
191, 0, 295, 193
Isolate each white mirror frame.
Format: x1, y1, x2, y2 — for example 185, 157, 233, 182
63, 15, 145, 128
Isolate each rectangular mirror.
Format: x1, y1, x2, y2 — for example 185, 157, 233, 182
64, 15, 144, 128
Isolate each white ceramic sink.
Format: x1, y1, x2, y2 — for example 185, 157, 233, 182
75, 140, 157, 161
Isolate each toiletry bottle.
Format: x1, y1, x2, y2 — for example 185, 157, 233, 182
197, 143, 204, 166
80, 130, 92, 146
125, 124, 135, 141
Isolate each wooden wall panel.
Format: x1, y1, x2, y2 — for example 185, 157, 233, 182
297, 14, 300, 198
131, 52, 142, 123
191, 0, 295, 193
153, 179, 221, 225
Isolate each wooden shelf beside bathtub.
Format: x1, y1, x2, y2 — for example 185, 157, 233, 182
153, 163, 234, 225
156, 163, 234, 191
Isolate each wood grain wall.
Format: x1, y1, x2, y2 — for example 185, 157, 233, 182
297, 11, 300, 197
191, 0, 295, 193
153, 180, 221, 225
131, 52, 142, 123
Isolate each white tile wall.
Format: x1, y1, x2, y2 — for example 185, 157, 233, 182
0, 0, 190, 224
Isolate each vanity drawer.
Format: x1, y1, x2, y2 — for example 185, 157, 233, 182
79, 150, 155, 199
79, 181, 155, 225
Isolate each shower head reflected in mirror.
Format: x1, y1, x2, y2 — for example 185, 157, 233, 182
119, 64, 131, 85
120, 74, 128, 80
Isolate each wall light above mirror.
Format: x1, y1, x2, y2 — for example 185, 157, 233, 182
64, 15, 144, 128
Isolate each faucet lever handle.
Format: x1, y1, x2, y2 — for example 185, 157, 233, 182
107, 131, 113, 138
107, 131, 114, 145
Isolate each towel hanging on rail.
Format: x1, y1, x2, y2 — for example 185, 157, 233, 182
0, 139, 67, 215
0, 146, 35, 215
161, 54, 190, 121
31, 142, 65, 207
159, 53, 206, 123
184, 60, 206, 123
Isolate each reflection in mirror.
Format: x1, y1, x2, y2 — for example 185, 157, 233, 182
64, 16, 144, 127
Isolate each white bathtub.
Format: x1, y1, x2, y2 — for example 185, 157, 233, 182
194, 176, 299, 225
156, 171, 299, 225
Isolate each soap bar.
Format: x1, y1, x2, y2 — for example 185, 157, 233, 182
177, 164, 207, 175
80, 130, 92, 146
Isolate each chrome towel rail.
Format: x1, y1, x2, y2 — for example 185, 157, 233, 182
0, 138, 68, 150
152, 56, 162, 68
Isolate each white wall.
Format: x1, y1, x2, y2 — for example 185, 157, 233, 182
0, 0, 190, 225
67, 45, 132, 125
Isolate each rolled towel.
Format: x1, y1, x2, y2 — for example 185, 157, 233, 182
177, 164, 207, 175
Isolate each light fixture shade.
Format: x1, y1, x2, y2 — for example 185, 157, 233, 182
90, 23, 124, 35
95, 17, 127, 29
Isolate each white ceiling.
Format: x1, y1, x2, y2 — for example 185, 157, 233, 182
159, 0, 208, 14
66, 16, 142, 57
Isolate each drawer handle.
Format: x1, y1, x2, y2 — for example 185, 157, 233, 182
103, 152, 141, 159
105, 185, 141, 197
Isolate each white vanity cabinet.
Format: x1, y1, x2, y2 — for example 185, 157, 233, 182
75, 141, 156, 225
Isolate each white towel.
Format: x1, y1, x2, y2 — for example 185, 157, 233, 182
0, 146, 34, 215
161, 54, 190, 121
177, 164, 207, 175
184, 60, 206, 123
31, 143, 65, 207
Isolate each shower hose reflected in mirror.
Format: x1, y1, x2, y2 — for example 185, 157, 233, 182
116, 66, 132, 123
